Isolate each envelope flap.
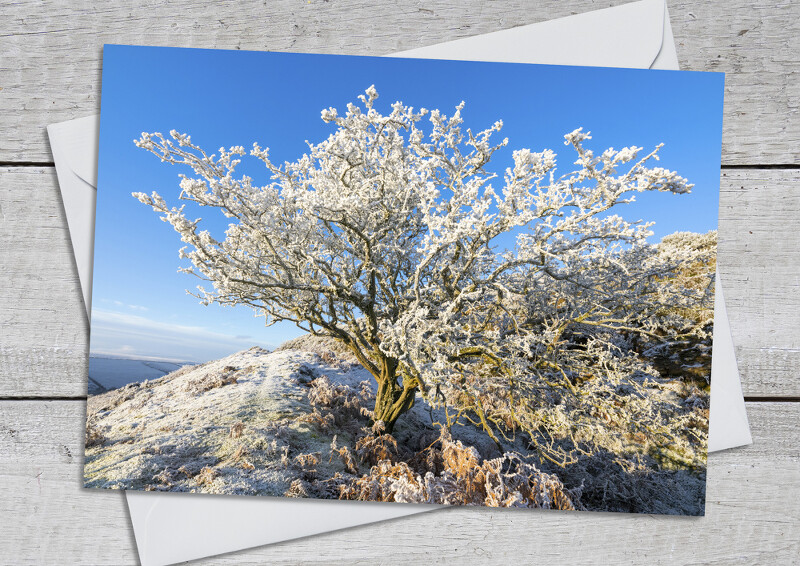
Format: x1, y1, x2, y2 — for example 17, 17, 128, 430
127, 492, 436, 566
50, 115, 100, 187
392, 0, 666, 70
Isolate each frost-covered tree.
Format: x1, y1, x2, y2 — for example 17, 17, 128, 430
134, 86, 713, 458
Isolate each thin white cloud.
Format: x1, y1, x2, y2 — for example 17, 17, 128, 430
98, 298, 149, 312
90, 309, 281, 362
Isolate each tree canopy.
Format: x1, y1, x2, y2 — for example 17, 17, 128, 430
134, 86, 714, 464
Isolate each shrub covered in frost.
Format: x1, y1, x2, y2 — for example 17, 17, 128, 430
134, 86, 713, 458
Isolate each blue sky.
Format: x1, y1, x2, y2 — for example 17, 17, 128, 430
91, 45, 724, 362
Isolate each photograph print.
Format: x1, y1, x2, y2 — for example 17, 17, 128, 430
84, 45, 724, 515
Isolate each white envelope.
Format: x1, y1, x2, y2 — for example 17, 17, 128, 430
48, 1, 750, 564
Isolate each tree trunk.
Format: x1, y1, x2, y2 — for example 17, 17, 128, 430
371, 357, 417, 435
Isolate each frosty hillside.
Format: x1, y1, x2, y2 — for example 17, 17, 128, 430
84, 335, 707, 514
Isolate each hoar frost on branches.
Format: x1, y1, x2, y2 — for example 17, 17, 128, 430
134, 86, 714, 465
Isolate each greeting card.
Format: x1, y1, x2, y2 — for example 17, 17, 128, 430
85, 45, 723, 515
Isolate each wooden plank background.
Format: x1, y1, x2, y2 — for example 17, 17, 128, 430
0, 1, 798, 564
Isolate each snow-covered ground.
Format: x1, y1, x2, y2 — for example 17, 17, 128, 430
83, 342, 498, 496
83, 337, 705, 514
88, 356, 195, 394
85, 346, 379, 494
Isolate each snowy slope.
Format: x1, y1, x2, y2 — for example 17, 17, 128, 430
84, 346, 380, 494
82, 340, 704, 514
83, 342, 499, 496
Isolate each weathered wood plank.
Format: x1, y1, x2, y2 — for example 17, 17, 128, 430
0, 400, 797, 564
2, 167, 797, 397
718, 169, 800, 397
0, 0, 797, 165
0, 167, 88, 397
669, 0, 800, 164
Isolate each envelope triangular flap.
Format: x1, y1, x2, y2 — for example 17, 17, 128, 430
392, 0, 666, 69
128, 493, 433, 566
708, 275, 753, 450
47, 115, 100, 316
56, 115, 100, 187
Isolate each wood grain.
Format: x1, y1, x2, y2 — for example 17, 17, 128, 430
0, 167, 88, 397
718, 168, 800, 397
0, 400, 796, 565
0, 0, 797, 165
2, 166, 797, 397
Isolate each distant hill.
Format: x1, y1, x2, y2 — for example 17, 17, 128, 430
88, 356, 196, 394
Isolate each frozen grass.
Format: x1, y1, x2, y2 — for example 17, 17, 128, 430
337, 430, 576, 510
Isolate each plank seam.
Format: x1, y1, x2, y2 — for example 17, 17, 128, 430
0, 395, 798, 403
0, 396, 87, 401
0, 163, 798, 170
0, 161, 55, 167
720, 164, 799, 170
